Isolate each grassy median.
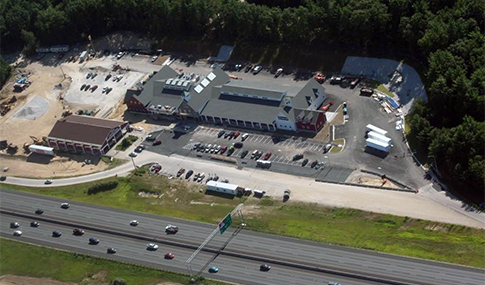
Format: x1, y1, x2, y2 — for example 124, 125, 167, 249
2, 173, 485, 268
0, 238, 225, 285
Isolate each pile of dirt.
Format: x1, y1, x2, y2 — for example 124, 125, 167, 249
13, 96, 49, 120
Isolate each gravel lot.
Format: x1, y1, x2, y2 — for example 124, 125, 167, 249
13, 96, 49, 120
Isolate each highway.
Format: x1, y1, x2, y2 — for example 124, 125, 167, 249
1, 189, 484, 285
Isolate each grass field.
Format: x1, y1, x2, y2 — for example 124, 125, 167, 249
377, 84, 395, 97
331, 138, 345, 153
2, 173, 485, 268
0, 238, 226, 285
101, 157, 127, 170
115, 135, 138, 151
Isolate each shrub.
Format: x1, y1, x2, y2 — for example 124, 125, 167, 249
87, 181, 118, 195
110, 278, 127, 285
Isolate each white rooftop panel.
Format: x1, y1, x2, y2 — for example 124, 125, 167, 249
200, 79, 210, 87
171, 79, 178, 86
207, 72, 216, 81
166, 79, 173, 85
183, 81, 189, 87
177, 80, 183, 86
194, 85, 204, 93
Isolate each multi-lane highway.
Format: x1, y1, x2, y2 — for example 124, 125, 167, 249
1, 189, 484, 285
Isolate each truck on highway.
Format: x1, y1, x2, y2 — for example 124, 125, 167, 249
366, 138, 391, 152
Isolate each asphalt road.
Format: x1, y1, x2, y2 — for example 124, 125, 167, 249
2, 189, 484, 285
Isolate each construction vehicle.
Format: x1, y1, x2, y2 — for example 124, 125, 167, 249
30, 136, 43, 145
7, 143, 18, 153
0, 103, 11, 116
62, 109, 72, 117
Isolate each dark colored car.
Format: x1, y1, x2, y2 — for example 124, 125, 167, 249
153, 140, 162, 146
10, 222, 19, 228
176, 168, 185, 177
30, 221, 40, 227
310, 160, 318, 168
52, 231, 62, 237
107, 247, 117, 254
240, 150, 249, 158
218, 129, 225, 138
89, 237, 100, 245
220, 146, 227, 154
185, 170, 194, 179
165, 225, 179, 234
254, 151, 263, 160
73, 228, 85, 236
233, 142, 243, 148
224, 132, 231, 139
0, 175, 6, 181
301, 159, 309, 167
260, 264, 271, 271
80, 84, 86, 91
35, 208, 44, 214
292, 154, 304, 161
245, 65, 253, 73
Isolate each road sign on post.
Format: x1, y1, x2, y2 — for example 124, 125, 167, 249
219, 214, 232, 234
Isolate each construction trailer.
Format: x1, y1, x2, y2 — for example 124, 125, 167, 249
366, 138, 391, 152
206, 181, 244, 196
365, 124, 388, 136
256, 160, 272, 168
367, 131, 392, 146
79, 51, 88, 62
29, 145, 55, 156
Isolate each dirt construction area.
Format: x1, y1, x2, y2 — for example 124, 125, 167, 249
0, 48, 148, 178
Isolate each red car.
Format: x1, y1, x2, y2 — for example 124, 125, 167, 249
153, 140, 161, 146
164, 253, 175, 259
233, 131, 240, 138
263, 152, 272, 160
220, 146, 227, 154
73, 228, 84, 236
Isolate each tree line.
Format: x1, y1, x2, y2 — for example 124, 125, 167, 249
1, 0, 483, 201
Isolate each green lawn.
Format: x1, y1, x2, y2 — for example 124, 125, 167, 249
331, 138, 345, 153
0, 238, 226, 285
404, 116, 429, 165
2, 172, 485, 268
377, 84, 394, 97
115, 135, 138, 151
101, 157, 127, 170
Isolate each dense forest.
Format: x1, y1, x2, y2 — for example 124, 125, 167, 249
0, 0, 484, 202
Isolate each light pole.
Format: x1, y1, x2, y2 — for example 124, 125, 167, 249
428, 155, 441, 177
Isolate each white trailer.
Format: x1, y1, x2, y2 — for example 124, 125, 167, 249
29, 145, 55, 156
367, 131, 392, 146
79, 51, 88, 62
366, 124, 387, 136
366, 138, 391, 152
206, 180, 243, 195
256, 160, 271, 168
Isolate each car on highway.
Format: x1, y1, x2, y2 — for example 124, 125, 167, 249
240, 150, 249, 158
310, 160, 318, 168
292, 154, 304, 161
13, 230, 22, 236
263, 152, 272, 160
45, 179, 53, 184
328, 282, 341, 285
185, 170, 194, 179
147, 243, 159, 251
10, 222, 19, 228
241, 133, 249, 141
89, 237, 100, 245
0, 175, 6, 181
35, 208, 44, 214
260, 264, 271, 271
129, 152, 137, 157
130, 220, 139, 226
30, 221, 40, 227
52, 231, 62, 237
217, 129, 225, 138
233, 142, 243, 148
107, 247, 117, 254
301, 158, 309, 167
208, 267, 219, 273
164, 252, 175, 259
166, 225, 179, 234
176, 168, 185, 177
61, 203, 70, 209
73, 228, 85, 236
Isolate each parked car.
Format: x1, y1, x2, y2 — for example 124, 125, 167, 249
218, 129, 225, 138
263, 152, 272, 160
52, 231, 62, 237
310, 160, 318, 168
292, 154, 304, 161
176, 168, 185, 177
233, 142, 243, 148
35, 208, 44, 214
89, 237, 100, 245
193, 173, 200, 181
165, 225, 179, 234
84, 84, 91, 91
185, 170, 194, 179
30, 221, 40, 227
208, 267, 219, 273
301, 158, 309, 167
10, 222, 19, 228
80, 84, 86, 91
86, 72, 92, 79
107, 247, 117, 254
0, 175, 6, 181
245, 65, 253, 73
323, 144, 332, 153
91, 73, 97, 79
251, 150, 259, 159
130, 220, 139, 226
164, 253, 175, 259
233, 131, 240, 138
153, 140, 162, 146
215, 145, 222, 153
147, 243, 159, 251
116, 52, 124, 59
193, 142, 201, 150
105, 74, 112, 81
315, 162, 324, 170
241, 133, 249, 141
260, 264, 271, 271
146, 134, 155, 141
129, 152, 137, 157
240, 150, 249, 158
275, 68, 283, 78
13, 230, 22, 236
227, 145, 235, 156
151, 56, 158, 62
252, 66, 262, 74
197, 173, 205, 182
73, 228, 85, 236
254, 151, 263, 160
61, 203, 70, 209
220, 146, 227, 154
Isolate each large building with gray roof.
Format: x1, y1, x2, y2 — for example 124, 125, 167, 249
126, 65, 328, 133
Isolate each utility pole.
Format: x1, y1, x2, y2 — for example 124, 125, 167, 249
428, 155, 441, 177
88, 35, 96, 54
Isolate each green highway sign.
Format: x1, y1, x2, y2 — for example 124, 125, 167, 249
218, 214, 233, 234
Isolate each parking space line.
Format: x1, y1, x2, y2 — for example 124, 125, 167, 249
262, 137, 271, 144
255, 136, 264, 143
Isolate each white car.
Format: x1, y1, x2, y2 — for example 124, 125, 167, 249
130, 220, 139, 226
241, 133, 249, 141
61, 203, 70, 209
129, 152, 137, 157
147, 243, 159, 250
151, 56, 158, 62
13, 230, 22, 236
